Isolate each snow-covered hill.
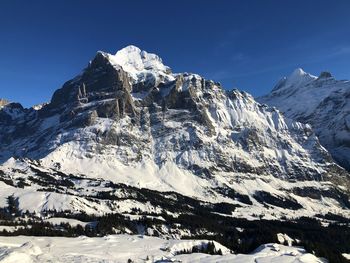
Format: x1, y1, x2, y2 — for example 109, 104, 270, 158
259, 68, 350, 171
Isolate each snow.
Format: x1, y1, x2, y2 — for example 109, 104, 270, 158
32, 103, 48, 111
0, 242, 41, 263
0, 226, 23, 233
44, 218, 91, 228
102, 45, 175, 85
259, 67, 350, 170
0, 235, 327, 263
277, 233, 295, 246
1, 155, 349, 226
286, 68, 317, 86
270, 68, 317, 97
39, 114, 60, 131
113, 45, 168, 75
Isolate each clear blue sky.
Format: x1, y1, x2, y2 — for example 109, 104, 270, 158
1, 0, 350, 107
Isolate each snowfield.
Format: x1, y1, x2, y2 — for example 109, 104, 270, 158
0, 234, 326, 263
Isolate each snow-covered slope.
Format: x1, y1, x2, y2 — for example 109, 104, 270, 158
259, 68, 350, 171
0, 234, 326, 263
0, 46, 349, 221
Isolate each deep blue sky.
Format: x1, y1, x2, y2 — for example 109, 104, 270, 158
1, 0, 350, 107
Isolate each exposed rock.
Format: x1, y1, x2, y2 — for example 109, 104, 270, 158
318, 71, 333, 79
260, 68, 350, 171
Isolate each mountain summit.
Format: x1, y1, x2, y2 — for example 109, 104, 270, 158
110, 45, 170, 75
97, 45, 174, 85
271, 68, 317, 94
0, 46, 349, 221
260, 68, 350, 171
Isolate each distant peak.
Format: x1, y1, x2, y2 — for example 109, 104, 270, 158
289, 68, 307, 78
270, 68, 317, 93
286, 68, 317, 84
293, 68, 306, 75
318, 71, 333, 79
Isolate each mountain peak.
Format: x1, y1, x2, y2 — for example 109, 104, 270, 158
290, 68, 306, 77
102, 45, 171, 79
94, 45, 173, 84
260, 67, 350, 171
114, 45, 167, 72
270, 68, 316, 93
284, 68, 317, 86
287, 68, 316, 81
118, 44, 141, 53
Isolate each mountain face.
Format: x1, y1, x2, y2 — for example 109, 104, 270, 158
0, 46, 349, 223
259, 68, 350, 171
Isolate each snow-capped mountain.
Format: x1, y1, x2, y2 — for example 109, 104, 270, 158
0, 46, 349, 220
259, 68, 350, 171
1, 46, 350, 262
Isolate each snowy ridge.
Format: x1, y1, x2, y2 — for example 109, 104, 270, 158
260, 68, 350, 170
272, 68, 317, 94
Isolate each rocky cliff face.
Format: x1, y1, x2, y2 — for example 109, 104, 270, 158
259, 68, 350, 171
0, 47, 349, 220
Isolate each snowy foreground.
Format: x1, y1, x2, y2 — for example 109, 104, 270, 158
0, 234, 326, 263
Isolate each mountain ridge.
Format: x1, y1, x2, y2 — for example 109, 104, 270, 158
259, 68, 350, 171
0, 46, 349, 221
1, 46, 350, 261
